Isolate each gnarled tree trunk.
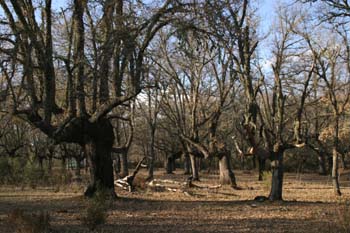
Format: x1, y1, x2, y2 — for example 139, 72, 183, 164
83, 119, 116, 198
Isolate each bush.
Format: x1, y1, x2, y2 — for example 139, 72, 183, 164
82, 188, 110, 230
7, 209, 50, 233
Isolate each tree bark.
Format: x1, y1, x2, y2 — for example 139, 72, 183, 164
113, 154, 121, 177
196, 157, 202, 172
258, 157, 266, 181
268, 149, 284, 201
219, 153, 237, 188
332, 115, 341, 196
189, 153, 199, 181
147, 128, 156, 180
340, 152, 347, 169
184, 153, 191, 174
119, 152, 129, 178
84, 140, 115, 198
332, 147, 341, 196
165, 156, 174, 174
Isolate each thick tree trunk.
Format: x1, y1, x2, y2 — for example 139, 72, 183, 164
184, 153, 191, 175
78, 118, 116, 198
119, 152, 129, 178
84, 140, 115, 198
165, 156, 174, 174
219, 153, 237, 188
268, 150, 284, 201
189, 154, 199, 181
332, 147, 341, 196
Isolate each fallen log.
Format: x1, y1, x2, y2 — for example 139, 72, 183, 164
114, 156, 147, 192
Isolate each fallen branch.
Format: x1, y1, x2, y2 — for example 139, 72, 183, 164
114, 156, 146, 192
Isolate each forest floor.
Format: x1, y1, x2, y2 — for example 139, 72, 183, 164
1, 170, 350, 233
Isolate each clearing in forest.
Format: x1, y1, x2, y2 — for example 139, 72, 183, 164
0, 170, 349, 233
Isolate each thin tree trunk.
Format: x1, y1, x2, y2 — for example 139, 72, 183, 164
332, 115, 341, 196
258, 157, 266, 181
219, 153, 237, 188
189, 154, 199, 181
332, 147, 341, 196
119, 152, 129, 178
147, 128, 156, 180
340, 152, 347, 169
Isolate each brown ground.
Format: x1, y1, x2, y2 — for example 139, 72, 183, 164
1, 170, 350, 233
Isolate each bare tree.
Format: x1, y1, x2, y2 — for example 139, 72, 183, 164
0, 0, 186, 197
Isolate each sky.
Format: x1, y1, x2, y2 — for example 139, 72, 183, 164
0, 0, 276, 30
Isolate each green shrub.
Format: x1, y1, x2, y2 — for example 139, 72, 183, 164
82, 188, 110, 231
